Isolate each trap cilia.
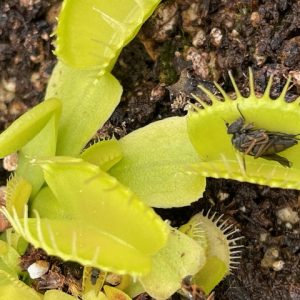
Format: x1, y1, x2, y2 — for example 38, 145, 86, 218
188, 68, 300, 190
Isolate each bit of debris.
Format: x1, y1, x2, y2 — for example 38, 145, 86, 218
0, 186, 10, 232
192, 28, 206, 48
276, 207, 299, 225
27, 260, 50, 279
261, 247, 285, 272
3, 152, 18, 171
272, 260, 285, 272
210, 28, 222, 48
217, 191, 229, 202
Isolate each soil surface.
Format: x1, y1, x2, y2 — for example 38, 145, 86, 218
1, 0, 300, 299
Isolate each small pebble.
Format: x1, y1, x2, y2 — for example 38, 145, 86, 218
285, 222, 292, 230
217, 191, 229, 202
27, 260, 49, 279
276, 207, 299, 225
192, 29, 206, 47
261, 247, 280, 269
272, 260, 284, 271
259, 232, 268, 242
2, 78, 16, 93
250, 11, 261, 27
210, 28, 222, 47
3, 153, 18, 171
239, 206, 246, 212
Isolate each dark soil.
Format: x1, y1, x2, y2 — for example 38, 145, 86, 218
1, 0, 300, 299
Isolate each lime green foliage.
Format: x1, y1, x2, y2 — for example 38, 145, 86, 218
0, 0, 231, 297
0, 270, 42, 299
103, 285, 131, 300
55, 0, 161, 72
17, 112, 59, 196
0, 269, 77, 300
39, 158, 168, 256
44, 290, 76, 300
0, 98, 61, 196
110, 117, 206, 208
193, 257, 227, 295
81, 139, 122, 171
3, 157, 169, 276
0, 240, 21, 278
188, 69, 300, 189
124, 281, 144, 298
0, 0, 173, 285
83, 291, 108, 300
0, 98, 61, 159
46, 63, 122, 156
180, 212, 242, 294
6, 175, 31, 217
138, 228, 206, 299
31, 186, 67, 219
3, 228, 28, 256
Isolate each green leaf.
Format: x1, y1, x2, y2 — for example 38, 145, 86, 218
38, 157, 168, 255
193, 256, 227, 295
125, 280, 145, 299
110, 117, 206, 208
103, 285, 131, 300
0, 98, 61, 159
30, 186, 69, 219
16, 113, 58, 196
81, 139, 122, 171
46, 62, 122, 156
180, 213, 234, 294
55, 0, 161, 71
187, 70, 300, 189
125, 280, 144, 299
9, 157, 169, 276
44, 290, 76, 300
0, 240, 20, 278
4, 229, 28, 256
83, 291, 108, 300
5, 175, 31, 217
3, 213, 153, 276
139, 228, 206, 299
0, 270, 42, 300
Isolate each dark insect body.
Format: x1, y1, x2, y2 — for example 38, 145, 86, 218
90, 268, 100, 285
227, 106, 300, 167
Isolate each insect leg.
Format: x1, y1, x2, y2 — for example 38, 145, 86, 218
241, 133, 269, 156
243, 138, 257, 155
236, 104, 245, 120
253, 138, 273, 158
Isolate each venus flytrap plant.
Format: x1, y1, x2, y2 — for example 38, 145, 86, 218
0, 268, 118, 300
133, 227, 206, 299
180, 212, 243, 295
80, 139, 122, 171
0, 98, 61, 196
2, 157, 169, 276
0, 0, 173, 296
188, 69, 300, 189
109, 116, 206, 208
45, 68, 122, 156
0, 0, 238, 298
0, 240, 21, 278
5, 175, 32, 218
0, 270, 43, 299
55, 0, 161, 73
